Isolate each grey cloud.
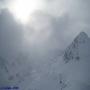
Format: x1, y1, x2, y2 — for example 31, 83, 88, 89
25, 7, 90, 54
0, 9, 23, 59
0, 0, 12, 9
0, 0, 90, 89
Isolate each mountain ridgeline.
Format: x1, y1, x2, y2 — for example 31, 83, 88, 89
63, 32, 90, 63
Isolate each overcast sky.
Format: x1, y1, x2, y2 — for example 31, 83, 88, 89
0, 0, 90, 89
0, 0, 90, 58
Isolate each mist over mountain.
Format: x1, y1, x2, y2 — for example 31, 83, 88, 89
0, 8, 90, 90
25, 31, 90, 90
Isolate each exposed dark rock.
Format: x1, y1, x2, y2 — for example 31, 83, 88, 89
63, 32, 89, 63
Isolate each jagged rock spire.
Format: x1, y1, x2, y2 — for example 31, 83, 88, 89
63, 32, 89, 63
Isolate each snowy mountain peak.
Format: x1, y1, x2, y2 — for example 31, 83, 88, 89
74, 32, 88, 44
77, 32, 88, 38
63, 32, 89, 63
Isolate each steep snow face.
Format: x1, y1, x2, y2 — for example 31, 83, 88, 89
0, 31, 90, 90
62, 32, 90, 90
63, 32, 90, 63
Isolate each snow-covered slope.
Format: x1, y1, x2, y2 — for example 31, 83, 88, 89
61, 32, 90, 90
0, 31, 90, 90
27, 31, 90, 90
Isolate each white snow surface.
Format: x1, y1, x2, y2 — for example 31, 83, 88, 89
0, 32, 90, 90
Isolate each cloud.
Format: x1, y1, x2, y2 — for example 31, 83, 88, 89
44, 0, 90, 28
0, 0, 89, 59
0, 9, 23, 59
0, 0, 12, 10
0, 1, 90, 89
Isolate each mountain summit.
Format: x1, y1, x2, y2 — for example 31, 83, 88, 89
74, 32, 89, 44
63, 32, 90, 63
